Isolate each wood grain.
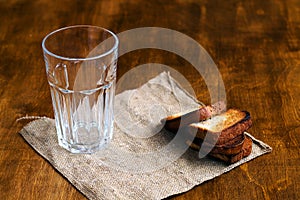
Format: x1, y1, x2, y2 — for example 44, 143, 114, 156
0, 0, 299, 199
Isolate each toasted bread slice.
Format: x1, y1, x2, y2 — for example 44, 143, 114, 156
209, 135, 253, 164
187, 134, 253, 164
164, 101, 226, 133
191, 133, 245, 155
189, 109, 252, 145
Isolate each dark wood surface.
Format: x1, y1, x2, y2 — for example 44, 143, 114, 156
0, 0, 299, 199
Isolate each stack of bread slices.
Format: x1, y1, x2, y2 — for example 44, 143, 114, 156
164, 101, 253, 164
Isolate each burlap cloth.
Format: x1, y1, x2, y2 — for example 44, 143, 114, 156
20, 72, 272, 200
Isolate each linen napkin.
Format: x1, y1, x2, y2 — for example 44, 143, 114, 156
20, 71, 272, 200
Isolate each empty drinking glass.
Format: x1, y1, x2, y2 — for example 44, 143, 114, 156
42, 25, 119, 153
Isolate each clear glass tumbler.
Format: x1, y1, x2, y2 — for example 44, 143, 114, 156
42, 25, 119, 154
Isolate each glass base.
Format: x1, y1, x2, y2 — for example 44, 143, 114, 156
58, 138, 110, 154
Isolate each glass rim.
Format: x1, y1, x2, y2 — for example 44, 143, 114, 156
42, 25, 119, 61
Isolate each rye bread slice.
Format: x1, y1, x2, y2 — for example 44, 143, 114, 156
209, 135, 253, 164
187, 134, 253, 164
191, 133, 245, 155
164, 101, 226, 133
188, 109, 252, 145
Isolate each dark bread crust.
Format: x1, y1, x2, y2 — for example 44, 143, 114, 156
189, 110, 252, 145
241, 135, 252, 157
208, 150, 245, 164
164, 101, 226, 133
188, 135, 253, 164
192, 134, 245, 155
209, 135, 253, 164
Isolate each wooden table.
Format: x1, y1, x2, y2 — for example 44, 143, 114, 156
0, 0, 299, 199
